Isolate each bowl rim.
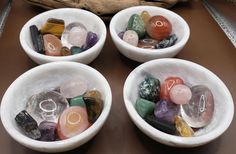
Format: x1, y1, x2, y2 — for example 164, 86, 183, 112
0, 61, 112, 152
123, 58, 234, 147
19, 8, 107, 62
110, 6, 190, 55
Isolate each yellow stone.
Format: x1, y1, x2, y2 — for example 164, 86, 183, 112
175, 116, 194, 137
140, 11, 151, 25
40, 18, 65, 38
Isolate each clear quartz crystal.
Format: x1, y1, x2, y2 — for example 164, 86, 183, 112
26, 91, 69, 124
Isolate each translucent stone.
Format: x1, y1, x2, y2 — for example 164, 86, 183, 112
38, 121, 57, 141
43, 34, 62, 56
61, 22, 88, 48
154, 100, 180, 124
181, 85, 214, 128
156, 34, 178, 49
57, 106, 90, 139
70, 46, 84, 55
40, 18, 65, 38
83, 31, 98, 50
140, 11, 151, 25
169, 84, 192, 105
60, 76, 88, 99
61, 46, 71, 56
15, 110, 41, 140
123, 30, 139, 46
137, 38, 158, 49
30, 25, 44, 54
146, 15, 172, 41
127, 14, 145, 38
26, 91, 69, 124
175, 116, 194, 137
135, 98, 155, 118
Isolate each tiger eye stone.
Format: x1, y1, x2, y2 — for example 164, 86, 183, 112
175, 116, 194, 137
61, 46, 71, 56
43, 34, 62, 56
40, 18, 65, 38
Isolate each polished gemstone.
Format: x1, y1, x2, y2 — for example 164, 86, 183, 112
175, 116, 194, 137
154, 99, 179, 124
118, 31, 125, 39
43, 34, 62, 56
40, 18, 65, 38
137, 38, 158, 49
70, 96, 86, 107
26, 91, 69, 124
160, 76, 184, 100
83, 31, 98, 50
135, 98, 155, 118
139, 76, 160, 102
57, 106, 90, 139
169, 84, 192, 105
146, 15, 172, 41
15, 110, 41, 140
123, 30, 139, 46
30, 25, 44, 54
156, 34, 178, 49
70, 46, 84, 55
127, 14, 145, 38
61, 46, 71, 56
61, 22, 88, 48
38, 121, 57, 141
181, 85, 214, 128
60, 76, 88, 99
140, 11, 151, 25
84, 90, 102, 102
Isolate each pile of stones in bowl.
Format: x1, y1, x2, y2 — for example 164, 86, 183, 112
15, 77, 103, 141
30, 18, 98, 56
135, 75, 214, 137
118, 11, 177, 49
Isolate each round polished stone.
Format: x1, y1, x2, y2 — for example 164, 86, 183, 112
122, 30, 139, 46
169, 84, 192, 105
127, 14, 145, 38
83, 31, 98, 50
43, 34, 62, 56
38, 121, 57, 141
181, 85, 214, 128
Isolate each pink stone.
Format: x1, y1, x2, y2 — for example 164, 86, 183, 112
122, 30, 139, 46
169, 84, 192, 105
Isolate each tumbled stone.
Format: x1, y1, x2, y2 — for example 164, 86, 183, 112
118, 31, 125, 39
145, 115, 176, 135
139, 76, 160, 102
154, 100, 180, 124
61, 46, 71, 56
123, 30, 139, 46
175, 116, 194, 137
140, 10, 151, 25
146, 15, 172, 41
169, 84, 192, 105
15, 110, 41, 140
127, 14, 145, 38
83, 31, 98, 50
43, 34, 62, 56
26, 91, 69, 124
135, 98, 155, 118
70, 46, 84, 55
60, 76, 88, 99
57, 106, 90, 139
70, 96, 86, 107
84, 90, 102, 102
137, 38, 158, 49
181, 85, 214, 128
156, 34, 178, 49
40, 18, 65, 38
30, 25, 44, 54
38, 121, 57, 141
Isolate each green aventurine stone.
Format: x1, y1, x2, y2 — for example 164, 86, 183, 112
70, 96, 86, 107
127, 14, 145, 38
135, 98, 155, 118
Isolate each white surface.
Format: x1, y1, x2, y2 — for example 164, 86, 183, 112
20, 8, 107, 65
1, 61, 112, 152
110, 6, 190, 62
123, 58, 234, 147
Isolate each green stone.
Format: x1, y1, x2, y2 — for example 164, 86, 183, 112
135, 98, 155, 118
70, 46, 84, 55
127, 14, 145, 39
69, 96, 86, 107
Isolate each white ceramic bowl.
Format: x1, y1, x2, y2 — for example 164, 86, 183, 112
1, 61, 112, 152
123, 58, 234, 147
110, 6, 190, 62
20, 8, 107, 64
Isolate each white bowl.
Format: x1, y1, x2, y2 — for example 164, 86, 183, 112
110, 6, 190, 62
20, 8, 107, 65
0, 61, 112, 152
123, 58, 234, 147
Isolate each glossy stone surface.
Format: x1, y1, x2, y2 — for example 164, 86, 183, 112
140, 11, 151, 25
57, 106, 90, 139
146, 15, 172, 41
135, 98, 155, 118
26, 91, 69, 124
175, 116, 194, 137
127, 14, 145, 38
118, 31, 125, 39
137, 38, 158, 49
160, 76, 184, 100
83, 31, 98, 50
145, 115, 176, 135
70, 96, 86, 107
84, 90, 102, 102
139, 76, 160, 102
30, 25, 44, 54
123, 30, 139, 46
60, 76, 88, 99
181, 85, 214, 128
70, 46, 84, 55
156, 34, 178, 49
40, 18, 65, 38
154, 100, 180, 124
38, 121, 57, 141
43, 34, 62, 56
15, 110, 41, 140
169, 84, 192, 105
61, 46, 71, 56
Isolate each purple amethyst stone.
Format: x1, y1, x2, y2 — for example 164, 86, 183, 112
83, 31, 98, 50
38, 121, 57, 141
118, 31, 125, 39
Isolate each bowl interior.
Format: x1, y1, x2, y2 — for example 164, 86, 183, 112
123, 58, 234, 147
